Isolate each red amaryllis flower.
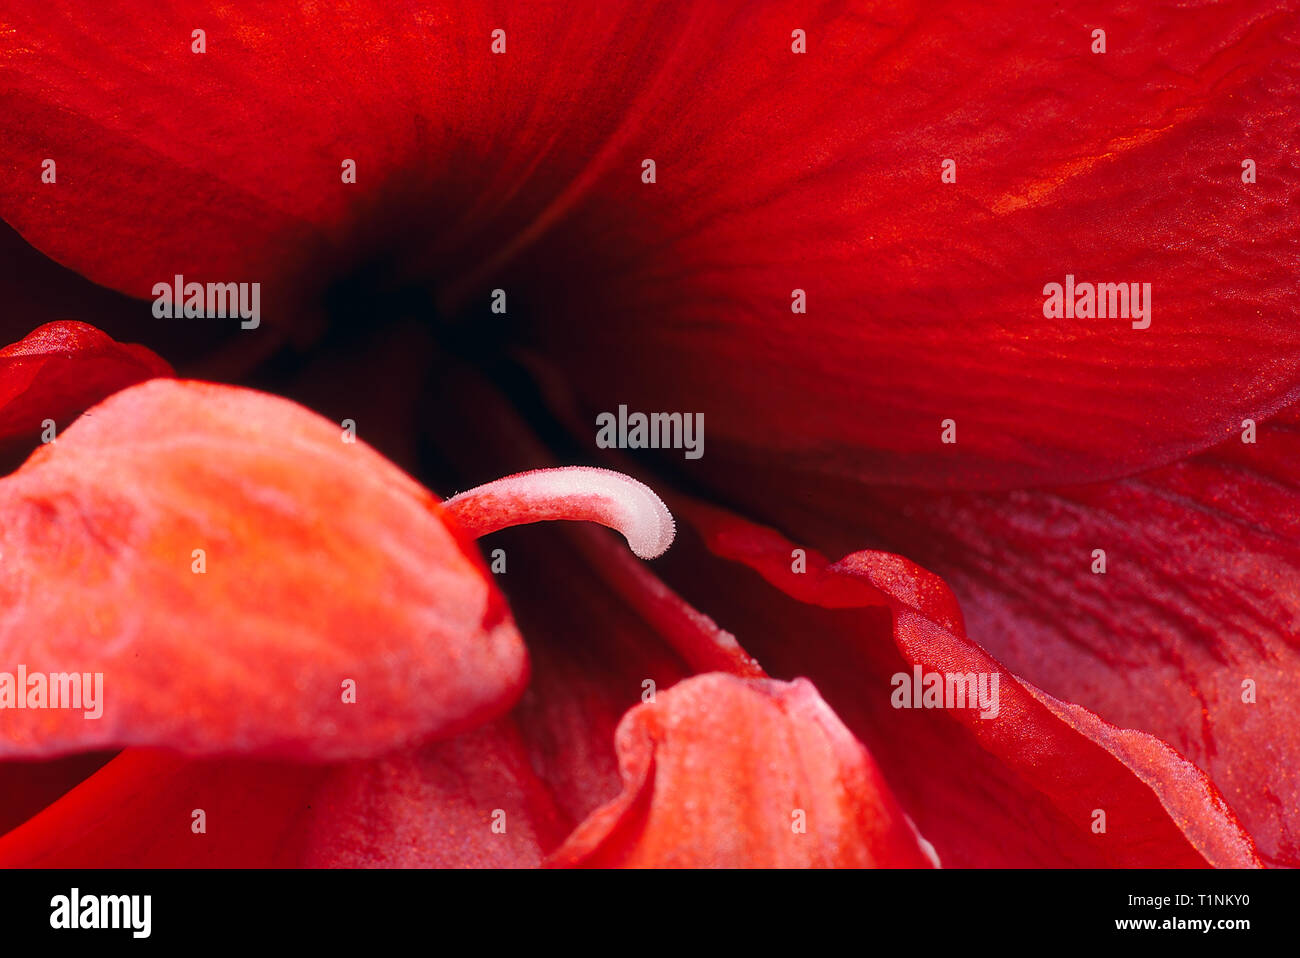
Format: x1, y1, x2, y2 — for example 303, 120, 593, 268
0, 0, 1294, 869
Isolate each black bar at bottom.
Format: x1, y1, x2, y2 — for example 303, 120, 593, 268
0, 867, 1281, 944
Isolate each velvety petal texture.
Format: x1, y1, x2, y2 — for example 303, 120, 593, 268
1, 0, 1293, 872
0, 379, 526, 760
788, 406, 1300, 867
667, 503, 1260, 867
0, 517, 747, 867
1, 3, 1295, 490
514, 1, 1300, 490
549, 673, 937, 868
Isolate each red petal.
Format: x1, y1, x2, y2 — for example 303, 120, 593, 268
0, 223, 236, 372
808, 405, 1300, 867
0, 379, 526, 760
0, 562, 679, 868
0, 321, 169, 442
512, 3, 1300, 489
548, 673, 936, 868
0, 2, 718, 304
0, 752, 116, 836
5, 6, 1295, 490
0, 725, 569, 868
296, 720, 572, 868
669, 503, 1260, 867
0, 749, 330, 867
